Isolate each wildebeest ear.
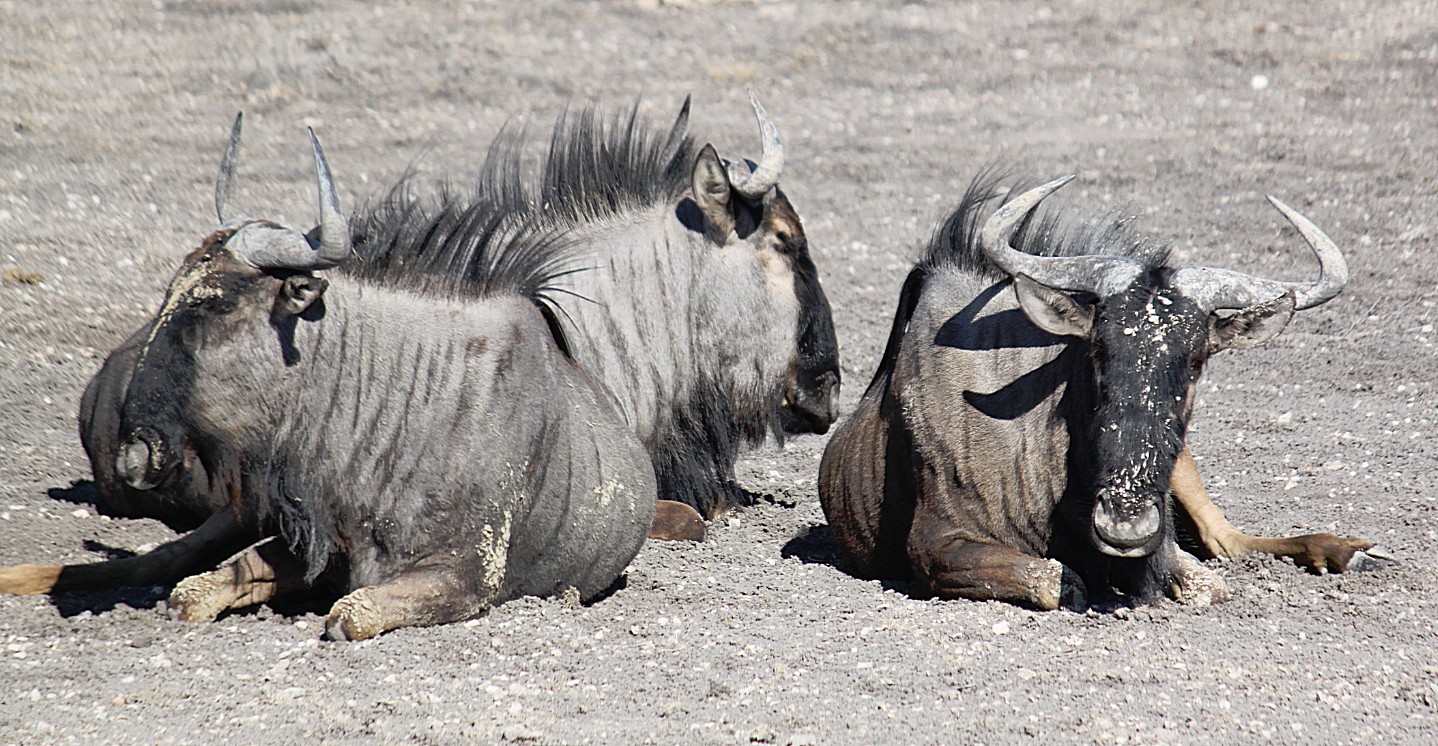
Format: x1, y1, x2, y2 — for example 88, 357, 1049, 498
691, 143, 735, 239
1209, 292, 1295, 352
274, 274, 328, 318
1013, 274, 1095, 338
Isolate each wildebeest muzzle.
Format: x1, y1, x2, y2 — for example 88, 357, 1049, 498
116, 425, 180, 491
1092, 497, 1164, 557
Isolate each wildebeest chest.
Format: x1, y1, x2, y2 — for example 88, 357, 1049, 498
896, 275, 1083, 555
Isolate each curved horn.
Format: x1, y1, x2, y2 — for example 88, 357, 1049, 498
1171, 197, 1348, 311
308, 127, 351, 266
727, 90, 785, 200
227, 129, 349, 272
979, 175, 1143, 295
1265, 196, 1347, 309
215, 113, 244, 225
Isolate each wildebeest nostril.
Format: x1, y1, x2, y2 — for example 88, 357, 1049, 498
117, 428, 169, 491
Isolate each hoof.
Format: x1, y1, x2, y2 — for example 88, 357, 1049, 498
1170, 550, 1230, 607
324, 590, 382, 641
648, 500, 706, 542
167, 570, 230, 623
1058, 566, 1089, 612
1289, 533, 1377, 574
1032, 559, 1086, 611
1347, 547, 1397, 573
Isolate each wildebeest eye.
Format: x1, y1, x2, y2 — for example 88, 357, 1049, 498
1089, 339, 1107, 364
197, 295, 237, 315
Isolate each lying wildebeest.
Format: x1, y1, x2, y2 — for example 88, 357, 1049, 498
819, 174, 1376, 609
474, 93, 840, 526
74, 94, 839, 540
2, 119, 656, 640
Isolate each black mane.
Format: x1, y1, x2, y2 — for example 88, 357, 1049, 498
339, 98, 697, 337
341, 178, 584, 342
921, 170, 1171, 277
481, 98, 698, 229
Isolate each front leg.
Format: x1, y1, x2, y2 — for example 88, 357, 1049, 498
910, 535, 1087, 611
169, 539, 309, 622
324, 565, 492, 641
1171, 446, 1377, 573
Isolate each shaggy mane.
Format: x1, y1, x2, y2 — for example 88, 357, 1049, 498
339, 97, 697, 328
341, 178, 585, 341
481, 98, 698, 228
921, 170, 1171, 277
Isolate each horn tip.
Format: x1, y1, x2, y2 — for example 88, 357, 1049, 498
747, 89, 767, 114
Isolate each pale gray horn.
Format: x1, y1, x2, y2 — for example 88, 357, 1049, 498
1265, 196, 1348, 309
979, 175, 1143, 296
215, 113, 243, 225
727, 90, 785, 200
308, 127, 351, 266
227, 128, 350, 272
1171, 196, 1348, 312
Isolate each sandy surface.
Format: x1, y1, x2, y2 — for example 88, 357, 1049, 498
2, 0, 1435, 743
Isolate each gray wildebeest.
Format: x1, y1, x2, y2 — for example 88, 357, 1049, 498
819, 174, 1379, 610
60, 94, 839, 543
474, 93, 840, 533
1, 117, 656, 640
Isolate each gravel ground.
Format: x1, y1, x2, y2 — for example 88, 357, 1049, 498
1, 1, 1436, 743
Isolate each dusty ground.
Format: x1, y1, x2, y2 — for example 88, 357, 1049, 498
2, 0, 1436, 743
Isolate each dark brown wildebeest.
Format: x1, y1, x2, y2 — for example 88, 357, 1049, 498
819, 174, 1380, 609
2, 120, 656, 640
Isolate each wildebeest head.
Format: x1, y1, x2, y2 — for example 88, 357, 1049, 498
116, 115, 343, 492
983, 176, 1347, 558
684, 92, 841, 436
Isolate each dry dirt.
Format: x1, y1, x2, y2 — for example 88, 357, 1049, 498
2, 1, 1436, 743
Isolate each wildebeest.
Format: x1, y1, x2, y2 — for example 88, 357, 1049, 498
473, 93, 841, 524
73, 94, 838, 542
819, 174, 1376, 609
2, 119, 656, 640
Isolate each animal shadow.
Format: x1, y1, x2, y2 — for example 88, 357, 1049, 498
81, 539, 137, 562
47, 480, 100, 509
781, 523, 840, 566
735, 482, 800, 510
51, 583, 166, 618
782, 523, 917, 595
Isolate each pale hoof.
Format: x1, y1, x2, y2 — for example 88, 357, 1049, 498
167, 570, 231, 623
324, 590, 383, 642
1170, 551, 1230, 607
1347, 547, 1397, 573
1033, 559, 1087, 611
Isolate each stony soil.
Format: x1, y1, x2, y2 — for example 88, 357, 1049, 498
1, 1, 1435, 743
